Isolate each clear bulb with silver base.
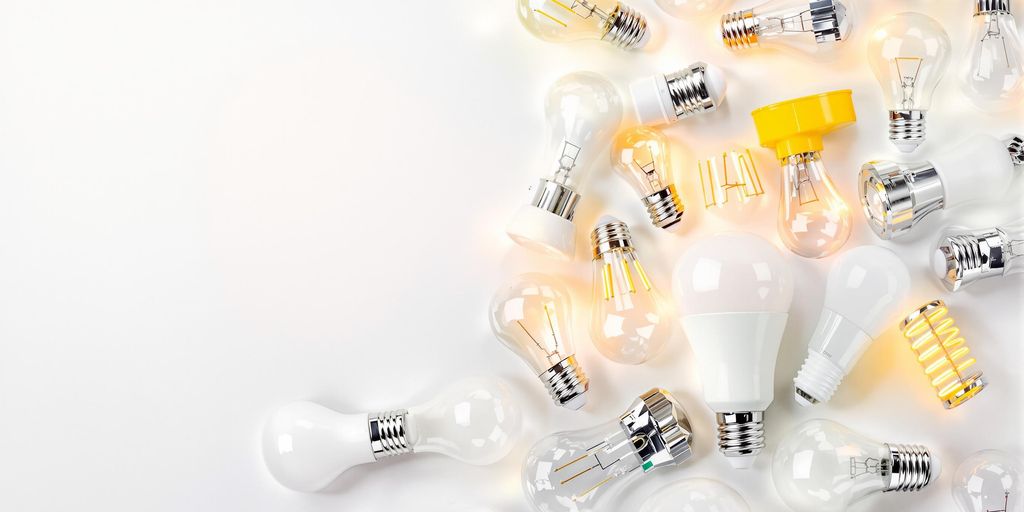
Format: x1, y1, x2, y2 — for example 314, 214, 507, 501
772, 419, 939, 512
959, 0, 1024, 110
490, 273, 589, 409
640, 478, 750, 512
522, 388, 694, 512
933, 218, 1024, 292
610, 126, 686, 229
516, 0, 650, 50
720, 0, 852, 54
507, 71, 622, 261
867, 12, 951, 153
628, 62, 726, 127
262, 377, 522, 492
656, 0, 726, 19
952, 449, 1024, 512
859, 134, 1024, 240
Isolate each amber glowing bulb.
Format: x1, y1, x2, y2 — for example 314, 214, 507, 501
900, 300, 987, 409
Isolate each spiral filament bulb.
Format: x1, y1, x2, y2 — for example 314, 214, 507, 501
900, 300, 987, 409
699, 149, 766, 209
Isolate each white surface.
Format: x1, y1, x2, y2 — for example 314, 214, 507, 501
934, 133, 1017, 207
0, 1, 1022, 511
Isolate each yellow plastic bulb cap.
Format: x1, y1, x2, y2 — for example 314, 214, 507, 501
751, 90, 856, 160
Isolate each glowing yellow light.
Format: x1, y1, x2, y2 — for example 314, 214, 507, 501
899, 300, 986, 410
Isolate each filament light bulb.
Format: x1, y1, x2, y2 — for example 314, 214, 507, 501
867, 12, 951, 153
522, 388, 694, 512
610, 126, 685, 229
960, 0, 1024, 110
953, 449, 1024, 512
490, 273, 589, 409
934, 218, 1024, 291
628, 62, 726, 127
720, 0, 852, 54
262, 377, 522, 492
640, 478, 750, 512
900, 300, 987, 409
698, 148, 769, 220
516, 0, 650, 50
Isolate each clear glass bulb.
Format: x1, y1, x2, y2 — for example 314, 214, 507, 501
960, 2, 1024, 110
262, 377, 522, 492
720, 0, 853, 53
640, 478, 750, 512
952, 449, 1024, 512
516, 0, 650, 49
589, 216, 671, 364
933, 217, 1024, 292
489, 273, 589, 409
777, 152, 852, 258
655, 0, 725, 19
772, 419, 939, 512
610, 126, 686, 230
867, 12, 951, 153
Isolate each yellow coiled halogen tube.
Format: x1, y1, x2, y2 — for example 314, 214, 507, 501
900, 300, 987, 409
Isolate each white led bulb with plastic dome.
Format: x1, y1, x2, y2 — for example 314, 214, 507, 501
610, 126, 686, 230
672, 232, 794, 468
516, 0, 650, 50
720, 0, 852, 54
628, 62, 726, 128
952, 449, 1024, 512
655, 0, 726, 19
959, 0, 1024, 110
933, 217, 1024, 292
262, 377, 522, 492
639, 478, 750, 512
507, 72, 622, 261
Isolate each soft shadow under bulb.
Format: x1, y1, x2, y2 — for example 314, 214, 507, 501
952, 449, 1024, 512
899, 300, 987, 409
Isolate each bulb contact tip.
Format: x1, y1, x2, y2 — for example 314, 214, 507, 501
540, 357, 589, 410
642, 186, 685, 230
603, 3, 649, 50
716, 411, 764, 465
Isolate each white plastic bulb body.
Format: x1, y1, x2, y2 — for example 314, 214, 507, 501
655, 0, 725, 19
507, 72, 623, 261
672, 232, 794, 468
772, 419, 938, 512
490, 273, 589, 409
960, 4, 1024, 110
516, 0, 650, 49
639, 478, 751, 512
793, 246, 910, 406
934, 217, 1024, 291
952, 449, 1024, 512
720, 0, 853, 54
867, 12, 951, 153
610, 126, 686, 229
262, 377, 522, 492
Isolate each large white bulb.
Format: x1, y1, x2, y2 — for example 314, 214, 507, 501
959, 1, 1024, 110
639, 478, 750, 512
262, 377, 522, 492
952, 449, 1024, 512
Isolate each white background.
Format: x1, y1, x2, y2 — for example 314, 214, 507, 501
0, 1, 1021, 511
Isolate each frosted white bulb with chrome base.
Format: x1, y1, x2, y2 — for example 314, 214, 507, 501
628, 62, 726, 127
640, 478, 750, 512
610, 126, 686, 229
960, 0, 1024, 110
507, 72, 622, 261
516, 0, 650, 50
262, 377, 522, 492
793, 246, 910, 406
772, 419, 939, 512
952, 449, 1024, 512
934, 218, 1024, 291
720, 0, 852, 54
672, 232, 794, 468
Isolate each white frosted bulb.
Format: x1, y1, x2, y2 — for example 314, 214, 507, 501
609, 126, 686, 229
720, 0, 852, 54
262, 377, 522, 492
960, 0, 1024, 110
640, 478, 750, 512
490, 273, 589, 409
934, 218, 1024, 291
952, 450, 1024, 512
516, 0, 651, 50
772, 419, 939, 512
656, 0, 726, 19
672, 233, 794, 468
867, 12, 952, 153
589, 216, 671, 364
507, 72, 623, 261
794, 246, 910, 406
523, 389, 694, 512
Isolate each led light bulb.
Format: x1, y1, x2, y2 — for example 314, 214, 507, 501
953, 449, 1024, 512
720, 0, 852, 53
610, 126, 685, 229
490, 273, 589, 409
752, 90, 856, 259
522, 388, 694, 512
516, 0, 650, 50
640, 478, 751, 512
589, 217, 671, 364
860, 135, 1024, 240
656, 0, 726, 19
867, 12, 952, 153
672, 233, 794, 468
900, 300, 987, 409
793, 246, 910, 406
933, 218, 1024, 292
960, 0, 1024, 110
262, 377, 522, 492
507, 72, 623, 261
698, 148, 769, 219
628, 62, 726, 127
772, 419, 939, 512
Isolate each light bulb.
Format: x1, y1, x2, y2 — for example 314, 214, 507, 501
628, 62, 726, 127
934, 218, 1024, 291
698, 148, 769, 219
640, 478, 750, 512
516, 0, 650, 50
793, 246, 910, 406
609, 126, 686, 229
953, 449, 1024, 512
507, 71, 623, 261
720, 0, 852, 53
672, 232, 794, 468
589, 216, 671, 364
490, 273, 589, 409
752, 90, 856, 259
262, 377, 522, 492
656, 0, 726, 19
900, 299, 987, 409
522, 388, 694, 512
860, 134, 1024, 240
867, 12, 952, 153
772, 419, 939, 512
959, 0, 1024, 110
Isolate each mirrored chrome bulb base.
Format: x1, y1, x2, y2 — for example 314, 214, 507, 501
641, 186, 685, 229
541, 356, 589, 409
721, 0, 850, 50
716, 411, 764, 464
976, 0, 1011, 14
625, 389, 695, 469
368, 409, 411, 459
935, 227, 1011, 291
884, 443, 937, 492
592, 218, 634, 257
530, 178, 582, 221
665, 63, 720, 118
888, 110, 925, 152
602, 3, 650, 49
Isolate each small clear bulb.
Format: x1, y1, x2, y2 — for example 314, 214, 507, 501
934, 218, 1024, 292
953, 449, 1024, 512
628, 62, 726, 127
516, 0, 650, 50
720, 0, 852, 54
655, 0, 726, 19
640, 478, 750, 512
960, 0, 1024, 110
610, 126, 686, 229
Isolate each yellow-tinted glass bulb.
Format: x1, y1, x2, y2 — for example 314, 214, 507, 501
777, 152, 852, 258
610, 126, 685, 230
516, 0, 650, 50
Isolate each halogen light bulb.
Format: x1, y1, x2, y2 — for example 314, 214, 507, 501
900, 300, 987, 409
610, 126, 686, 229
698, 148, 769, 220
960, 0, 1024, 110
262, 377, 522, 492
490, 273, 589, 409
752, 90, 856, 258
628, 62, 726, 127
640, 478, 751, 512
672, 232, 794, 468
794, 246, 910, 406
516, 0, 650, 50
953, 449, 1024, 512
772, 419, 939, 512
507, 71, 623, 261
656, 0, 726, 19
589, 216, 671, 364
933, 218, 1024, 291
867, 12, 951, 153
720, 0, 852, 53
522, 388, 694, 512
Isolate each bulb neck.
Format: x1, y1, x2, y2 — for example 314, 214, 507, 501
665, 64, 719, 119
601, 3, 648, 50
976, 0, 1011, 14
888, 110, 926, 152
540, 356, 588, 410
935, 228, 1012, 291
794, 350, 845, 406
591, 219, 635, 258
858, 160, 944, 240
883, 443, 935, 492
641, 186, 685, 229
529, 178, 581, 221
368, 409, 411, 460
716, 411, 765, 465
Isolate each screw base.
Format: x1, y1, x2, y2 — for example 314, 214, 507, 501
368, 409, 411, 460
794, 350, 844, 406
716, 411, 764, 467
540, 357, 588, 410
642, 186, 685, 230
885, 443, 936, 492
603, 3, 648, 50
720, 9, 758, 49
888, 110, 925, 152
